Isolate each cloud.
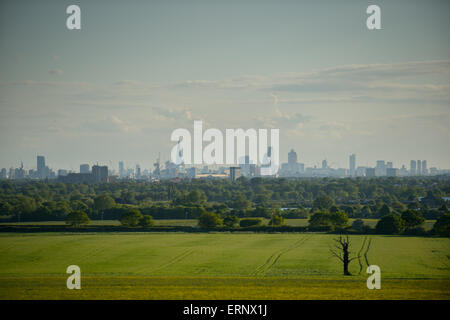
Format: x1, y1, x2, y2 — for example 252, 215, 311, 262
254, 106, 311, 132
49, 69, 64, 76
151, 106, 192, 122
269, 93, 278, 107
7, 60, 449, 108
81, 115, 138, 134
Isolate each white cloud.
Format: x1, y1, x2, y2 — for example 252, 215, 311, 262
49, 69, 64, 76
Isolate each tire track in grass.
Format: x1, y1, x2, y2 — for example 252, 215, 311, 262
251, 252, 278, 276
73, 245, 111, 264
252, 235, 311, 276
147, 249, 194, 274
264, 235, 312, 274
251, 238, 303, 276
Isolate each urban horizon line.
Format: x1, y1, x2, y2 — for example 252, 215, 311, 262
1, 151, 449, 181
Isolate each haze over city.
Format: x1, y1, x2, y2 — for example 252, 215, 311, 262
1, 1, 450, 307
1, 0, 449, 170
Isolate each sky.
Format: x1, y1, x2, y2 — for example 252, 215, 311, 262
0, 0, 449, 171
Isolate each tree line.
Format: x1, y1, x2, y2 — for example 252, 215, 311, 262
0, 177, 449, 236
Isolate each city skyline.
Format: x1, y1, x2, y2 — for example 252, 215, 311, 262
1, 151, 447, 181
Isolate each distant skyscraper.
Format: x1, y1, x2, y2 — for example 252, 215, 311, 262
15, 162, 25, 179
288, 149, 298, 165
376, 160, 386, 176
36, 155, 50, 179
417, 160, 422, 176
57, 169, 68, 177
119, 161, 124, 178
37, 155, 45, 174
229, 167, 241, 182
261, 146, 272, 169
0, 168, 6, 179
356, 166, 367, 177
284, 149, 299, 175
400, 165, 408, 176
386, 162, 393, 169
422, 160, 427, 175
136, 164, 141, 179
365, 168, 376, 177
322, 159, 327, 169
80, 164, 90, 174
386, 168, 399, 177
410, 160, 417, 176
349, 154, 356, 176
92, 165, 108, 182
299, 163, 305, 173
187, 167, 197, 179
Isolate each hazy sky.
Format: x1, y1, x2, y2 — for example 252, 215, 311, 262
1, 0, 449, 171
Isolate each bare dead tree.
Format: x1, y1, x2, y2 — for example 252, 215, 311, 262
330, 235, 373, 276
330, 234, 359, 276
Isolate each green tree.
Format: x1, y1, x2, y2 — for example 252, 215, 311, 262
254, 193, 269, 206
65, 210, 90, 227
94, 194, 116, 211
309, 212, 333, 227
223, 215, 239, 228
309, 211, 348, 229
312, 193, 334, 211
249, 206, 271, 218
377, 204, 391, 217
55, 200, 71, 218
432, 213, 450, 237
361, 205, 372, 218
0, 201, 13, 216
344, 206, 354, 217
186, 189, 207, 205
376, 214, 405, 234
407, 201, 420, 210
268, 214, 284, 226
139, 214, 154, 227
392, 201, 407, 213
351, 219, 365, 232
120, 208, 143, 227
198, 211, 222, 228
231, 194, 251, 211
239, 218, 262, 227
401, 210, 425, 230
330, 206, 340, 213
330, 211, 349, 228
70, 200, 89, 212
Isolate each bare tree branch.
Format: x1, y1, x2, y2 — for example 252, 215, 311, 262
329, 248, 344, 262
330, 234, 373, 276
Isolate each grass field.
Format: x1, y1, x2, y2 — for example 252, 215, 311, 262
0, 232, 448, 299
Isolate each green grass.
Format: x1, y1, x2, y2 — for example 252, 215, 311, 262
0, 232, 448, 299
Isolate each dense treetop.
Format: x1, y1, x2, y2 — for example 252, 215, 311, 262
0, 176, 448, 222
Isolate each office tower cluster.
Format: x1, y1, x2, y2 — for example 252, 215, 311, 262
409, 160, 428, 176
0, 152, 447, 182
